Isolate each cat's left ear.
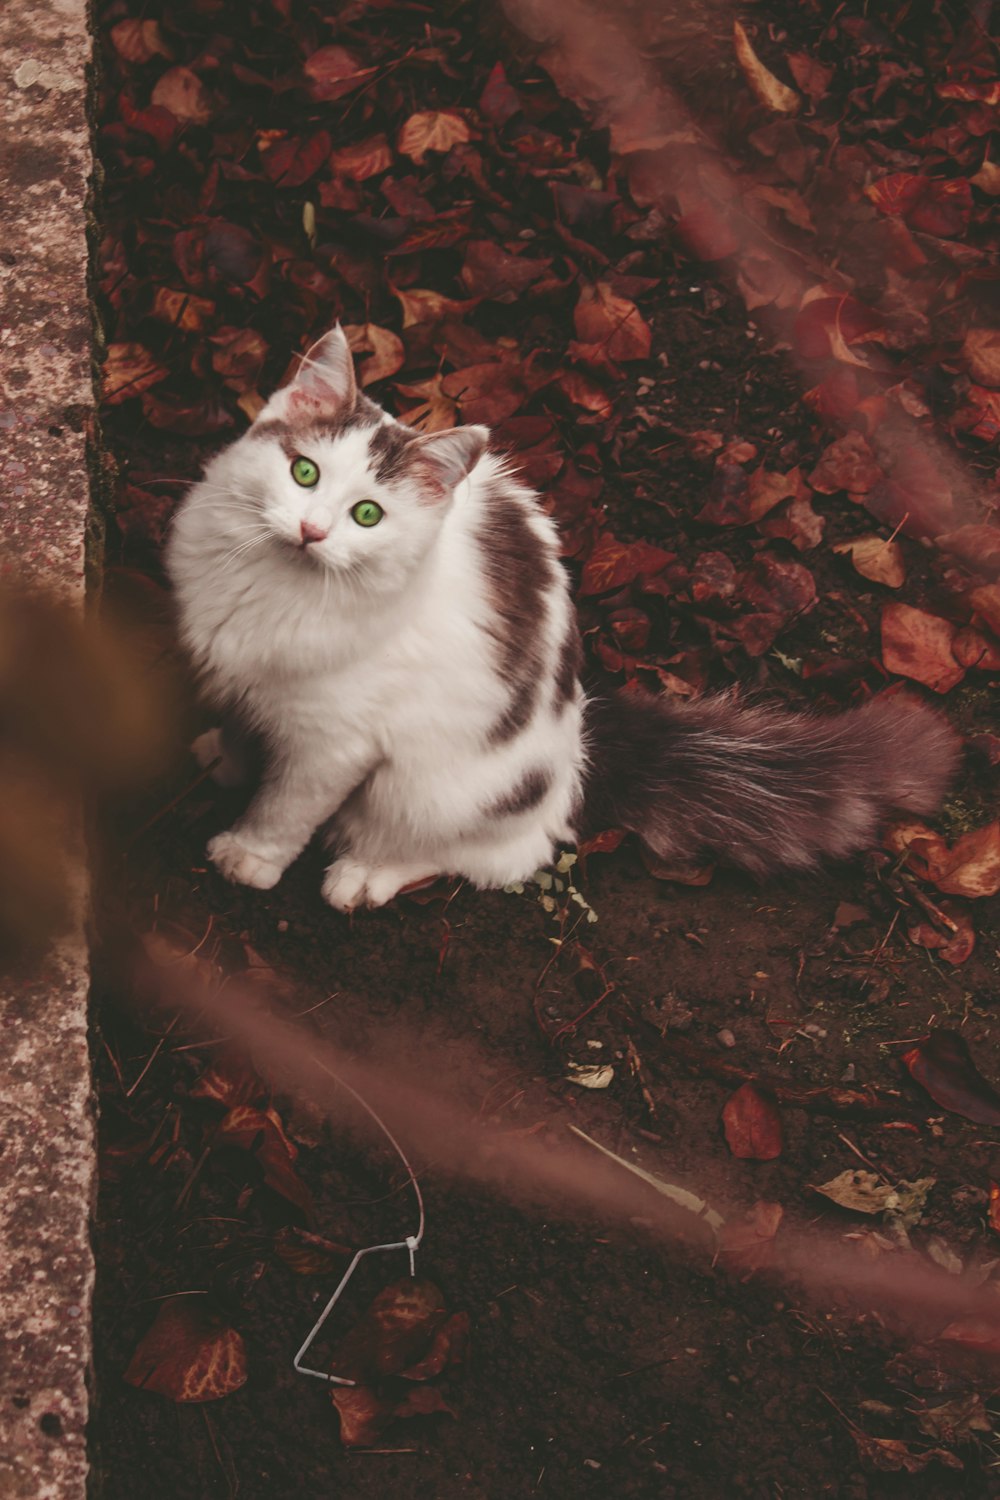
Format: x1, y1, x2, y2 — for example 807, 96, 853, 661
410, 425, 489, 498
256, 325, 357, 424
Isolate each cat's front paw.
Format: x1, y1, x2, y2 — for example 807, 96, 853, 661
207, 831, 284, 890
321, 858, 371, 912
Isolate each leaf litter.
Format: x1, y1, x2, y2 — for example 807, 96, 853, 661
93, 0, 1000, 1489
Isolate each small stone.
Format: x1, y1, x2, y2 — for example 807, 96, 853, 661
716, 1028, 736, 1049
802, 1023, 827, 1039
14, 58, 43, 88
840, 1064, 856, 1083
583, 1459, 601, 1470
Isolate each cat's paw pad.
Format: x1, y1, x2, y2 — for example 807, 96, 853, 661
321, 858, 371, 912
207, 831, 284, 890
192, 729, 245, 789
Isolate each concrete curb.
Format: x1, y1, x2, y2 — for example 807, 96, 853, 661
0, 3, 95, 1496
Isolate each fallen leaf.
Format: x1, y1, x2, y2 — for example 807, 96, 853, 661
151, 66, 213, 125
939, 1316, 1000, 1354
970, 584, 1000, 636
573, 283, 652, 364
124, 1297, 247, 1402
580, 534, 675, 596
833, 535, 906, 588
331, 1385, 389, 1447
259, 129, 331, 188
568, 1125, 725, 1233
302, 46, 374, 102
396, 376, 458, 433
990, 1182, 1000, 1234
881, 603, 964, 693
459, 240, 549, 301
809, 433, 882, 495
479, 61, 521, 125
401, 1311, 470, 1380
210, 327, 268, 393
151, 286, 215, 332
102, 343, 169, 405
853, 1433, 962, 1474
786, 51, 833, 102
215, 1104, 313, 1216
733, 22, 800, 114
111, 19, 171, 63
342, 324, 404, 387
952, 627, 1000, 671
908, 903, 976, 965
902, 1030, 1000, 1126
916, 1392, 991, 1444
398, 110, 473, 164
812, 1170, 902, 1216
716, 1200, 783, 1276
331, 1279, 448, 1383
721, 1084, 784, 1160
328, 134, 393, 181
963, 328, 1000, 389
566, 1062, 615, 1089
392, 286, 475, 328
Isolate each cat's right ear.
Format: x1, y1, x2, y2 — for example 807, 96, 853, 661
255, 325, 357, 425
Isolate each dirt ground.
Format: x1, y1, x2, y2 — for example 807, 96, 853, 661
90, 0, 1000, 1495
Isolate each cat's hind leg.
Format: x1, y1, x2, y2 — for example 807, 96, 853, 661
192, 725, 250, 788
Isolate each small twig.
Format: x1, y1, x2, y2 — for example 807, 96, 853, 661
125, 1014, 180, 1099
126, 757, 222, 852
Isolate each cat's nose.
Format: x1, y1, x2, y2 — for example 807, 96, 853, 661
300, 520, 328, 545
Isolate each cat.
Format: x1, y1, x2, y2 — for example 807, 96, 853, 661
166, 325, 959, 910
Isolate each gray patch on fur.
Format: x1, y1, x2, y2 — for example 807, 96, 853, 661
368, 422, 419, 484
479, 487, 553, 745
552, 614, 583, 712
485, 765, 552, 819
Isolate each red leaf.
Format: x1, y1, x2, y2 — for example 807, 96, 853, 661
716, 1200, 783, 1276
808, 432, 882, 495
331, 1279, 448, 1383
260, 129, 331, 188
328, 134, 393, 182
111, 19, 171, 63
479, 62, 522, 125
459, 240, 549, 301
794, 294, 884, 365
989, 1182, 1000, 1235
580, 534, 674, 596
577, 829, 626, 860
881, 604, 964, 694
332, 1385, 390, 1447
573, 283, 652, 364
939, 1317, 1000, 1354
901, 1030, 1000, 1126
721, 1084, 784, 1160
124, 1298, 247, 1403
102, 343, 169, 405
151, 66, 213, 125
401, 1311, 470, 1379
302, 46, 374, 102
215, 1104, 313, 1216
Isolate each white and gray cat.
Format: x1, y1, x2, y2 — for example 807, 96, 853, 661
167, 325, 958, 910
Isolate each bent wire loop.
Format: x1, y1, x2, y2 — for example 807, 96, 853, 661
292, 1066, 426, 1385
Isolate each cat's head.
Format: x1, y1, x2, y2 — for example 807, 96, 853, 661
217, 325, 487, 596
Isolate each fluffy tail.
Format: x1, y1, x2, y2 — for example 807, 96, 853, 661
582, 690, 960, 876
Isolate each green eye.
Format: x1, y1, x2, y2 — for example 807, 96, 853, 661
291, 456, 319, 487
351, 500, 383, 528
